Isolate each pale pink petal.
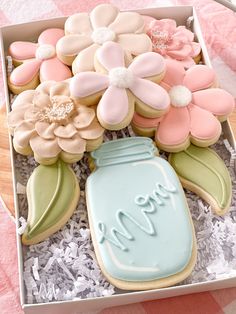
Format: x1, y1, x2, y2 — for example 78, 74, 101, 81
117, 34, 152, 56
90, 4, 118, 29
132, 112, 162, 128
70, 72, 109, 98
130, 77, 170, 111
191, 42, 201, 57
73, 106, 95, 129
10, 60, 41, 85
35, 122, 57, 139
40, 57, 72, 82
65, 13, 92, 35
14, 121, 36, 148
30, 135, 61, 158
9, 42, 38, 60
38, 28, 65, 46
56, 34, 93, 58
129, 52, 165, 78
189, 104, 221, 141
97, 86, 129, 125
78, 119, 104, 139
183, 65, 216, 92
54, 124, 77, 139
176, 57, 196, 69
174, 26, 194, 42
162, 59, 185, 87
156, 107, 190, 146
167, 44, 193, 60
72, 44, 99, 73
96, 42, 125, 70
109, 12, 144, 34
58, 134, 86, 154
149, 19, 177, 34
192, 88, 235, 117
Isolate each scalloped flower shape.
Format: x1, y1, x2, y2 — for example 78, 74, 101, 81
8, 81, 104, 165
144, 17, 201, 68
132, 59, 235, 152
69, 42, 170, 131
56, 3, 152, 74
9, 28, 72, 94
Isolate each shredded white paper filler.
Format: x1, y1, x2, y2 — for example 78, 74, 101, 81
15, 129, 236, 304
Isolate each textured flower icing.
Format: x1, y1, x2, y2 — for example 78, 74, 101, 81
56, 3, 152, 73
144, 17, 201, 68
132, 59, 235, 152
70, 41, 170, 130
8, 81, 104, 165
9, 28, 72, 93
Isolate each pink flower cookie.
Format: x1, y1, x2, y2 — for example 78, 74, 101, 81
70, 42, 170, 131
8, 81, 104, 165
56, 4, 152, 74
8, 29, 72, 94
132, 59, 235, 152
143, 17, 201, 68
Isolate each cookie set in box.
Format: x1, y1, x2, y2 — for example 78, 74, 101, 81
1, 4, 236, 313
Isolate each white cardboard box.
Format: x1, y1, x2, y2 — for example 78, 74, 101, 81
1, 5, 236, 314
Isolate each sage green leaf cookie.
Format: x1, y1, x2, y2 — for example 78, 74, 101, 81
22, 159, 80, 245
169, 144, 232, 215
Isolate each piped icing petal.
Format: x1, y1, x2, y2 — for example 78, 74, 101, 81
72, 44, 100, 73
65, 13, 92, 35
33, 92, 51, 109
97, 86, 129, 125
70, 72, 109, 98
9, 42, 38, 60
50, 81, 71, 97
8, 107, 29, 129
183, 65, 216, 92
167, 44, 193, 60
150, 19, 177, 34
189, 104, 221, 140
14, 121, 36, 147
35, 121, 57, 139
109, 12, 144, 34
35, 81, 57, 95
10, 59, 41, 85
30, 135, 61, 158
191, 42, 201, 57
90, 4, 119, 29
54, 124, 78, 139
38, 28, 65, 46
130, 77, 170, 111
11, 90, 35, 109
162, 59, 185, 87
156, 107, 190, 146
96, 41, 125, 71
77, 119, 104, 139
117, 34, 152, 56
58, 134, 86, 154
128, 52, 165, 78
73, 106, 96, 129
174, 26, 194, 42
40, 57, 72, 82
192, 88, 235, 117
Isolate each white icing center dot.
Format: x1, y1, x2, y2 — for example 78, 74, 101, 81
35, 44, 56, 60
109, 67, 134, 89
169, 85, 192, 107
91, 27, 116, 45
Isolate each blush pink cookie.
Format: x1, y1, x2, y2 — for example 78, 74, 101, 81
143, 16, 201, 68
56, 4, 152, 74
8, 29, 72, 94
70, 42, 170, 131
8, 81, 104, 165
132, 59, 235, 152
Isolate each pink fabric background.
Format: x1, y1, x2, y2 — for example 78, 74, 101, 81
0, 1, 236, 313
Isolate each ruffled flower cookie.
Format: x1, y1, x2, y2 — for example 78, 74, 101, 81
143, 17, 201, 68
8, 29, 72, 94
132, 60, 235, 152
8, 81, 104, 165
56, 3, 152, 74
70, 41, 170, 130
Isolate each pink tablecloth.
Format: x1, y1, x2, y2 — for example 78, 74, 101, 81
0, 1, 236, 313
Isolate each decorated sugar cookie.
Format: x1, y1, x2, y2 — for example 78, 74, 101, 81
143, 17, 201, 68
132, 60, 235, 152
70, 41, 170, 130
8, 28, 72, 94
22, 159, 80, 245
8, 81, 104, 165
56, 3, 152, 73
86, 137, 197, 290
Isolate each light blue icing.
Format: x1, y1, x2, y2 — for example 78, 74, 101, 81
87, 137, 193, 282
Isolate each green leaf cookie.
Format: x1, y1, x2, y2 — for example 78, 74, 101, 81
169, 144, 232, 215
